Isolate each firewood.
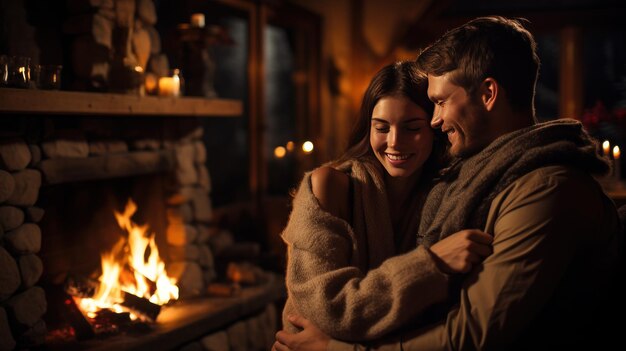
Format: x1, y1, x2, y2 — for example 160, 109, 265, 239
120, 291, 161, 321
64, 275, 96, 298
92, 309, 131, 335
63, 295, 95, 340
121, 263, 157, 297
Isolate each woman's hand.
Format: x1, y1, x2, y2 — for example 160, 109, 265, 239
429, 229, 493, 274
273, 315, 330, 351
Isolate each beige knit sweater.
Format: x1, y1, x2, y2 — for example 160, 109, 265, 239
281, 159, 449, 341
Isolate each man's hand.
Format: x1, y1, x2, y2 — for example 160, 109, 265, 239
273, 315, 331, 351
429, 229, 493, 273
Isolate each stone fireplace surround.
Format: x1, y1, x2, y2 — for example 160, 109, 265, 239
0, 90, 283, 351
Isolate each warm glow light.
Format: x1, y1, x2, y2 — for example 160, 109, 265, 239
603, 140, 610, 157
158, 70, 181, 97
76, 199, 178, 320
274, 146, 286, 158
158, 77, 179, 97
613, 146, 620, 160
286, 141, 295, 152
145, 73, 158, 94
302, 141, 314, 153
190, 13, 205, 28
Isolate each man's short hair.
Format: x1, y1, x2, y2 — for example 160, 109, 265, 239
416, 16, 540, 114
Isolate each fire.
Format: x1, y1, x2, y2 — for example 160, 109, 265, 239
76, 199, 179, 320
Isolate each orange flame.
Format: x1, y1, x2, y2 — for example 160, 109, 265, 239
77, 199, 178, 319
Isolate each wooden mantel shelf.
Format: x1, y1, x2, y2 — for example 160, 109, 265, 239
0, 88, 242, 117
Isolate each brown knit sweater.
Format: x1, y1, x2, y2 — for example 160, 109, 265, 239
281, 159, 449, 341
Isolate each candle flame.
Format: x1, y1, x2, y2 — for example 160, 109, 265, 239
613, 146, 620, 159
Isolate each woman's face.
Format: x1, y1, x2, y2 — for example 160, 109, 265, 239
370, 95, 434, 178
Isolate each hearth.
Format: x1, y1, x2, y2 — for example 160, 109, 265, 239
42, 194, 179, 343
0, 108, 283, 351
1, 0, 285, 347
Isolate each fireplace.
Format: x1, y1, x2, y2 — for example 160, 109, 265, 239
0, 92, 284, 351
2, 0, 286, 348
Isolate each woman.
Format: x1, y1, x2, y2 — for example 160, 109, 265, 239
280, 61, 492, 341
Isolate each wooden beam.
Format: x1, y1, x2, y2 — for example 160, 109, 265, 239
559, 26, 584, 119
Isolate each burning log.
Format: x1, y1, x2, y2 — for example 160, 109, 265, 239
91, 309, 131, 335
120, 291, 161, 322
120, 263, 158, 297
48, 285, 95, 340
64, 275, 162, 323
53, 199, 177, 341
64, 275, 96, 299
61, 294, 95, 340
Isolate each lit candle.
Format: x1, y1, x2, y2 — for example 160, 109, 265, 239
603, 140, 610, 157
158, 70, 181, 97
158, 77, 179, 96
190, 13, 205, 28
613, 145, 621, 181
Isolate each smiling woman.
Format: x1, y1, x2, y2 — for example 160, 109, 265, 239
369, 95, 434, 179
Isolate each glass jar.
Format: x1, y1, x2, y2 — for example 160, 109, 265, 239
9, 56, 31, 88
35, 64, 63, 90
0, 55, 8, 87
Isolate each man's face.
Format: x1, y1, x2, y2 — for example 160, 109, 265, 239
427, 73, 491, 157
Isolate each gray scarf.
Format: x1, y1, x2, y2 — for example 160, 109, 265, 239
417, 119, 610, 247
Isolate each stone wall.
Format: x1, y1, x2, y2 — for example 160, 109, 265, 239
0, 0, 277, 348
0, 115, 224, 349
177, 304, 278, 351
0, 137, 46, 350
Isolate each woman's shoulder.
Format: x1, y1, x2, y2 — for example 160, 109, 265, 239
310, 166, 351, 221
311, 166, 349, 194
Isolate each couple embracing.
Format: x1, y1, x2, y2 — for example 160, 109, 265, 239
276, 16, 623, 351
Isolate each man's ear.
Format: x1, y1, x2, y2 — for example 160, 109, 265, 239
480, 78, 498, 111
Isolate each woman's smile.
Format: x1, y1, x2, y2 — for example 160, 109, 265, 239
386, 153, 413, 165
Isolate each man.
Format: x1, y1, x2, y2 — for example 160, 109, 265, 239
274, 16, 623, 350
